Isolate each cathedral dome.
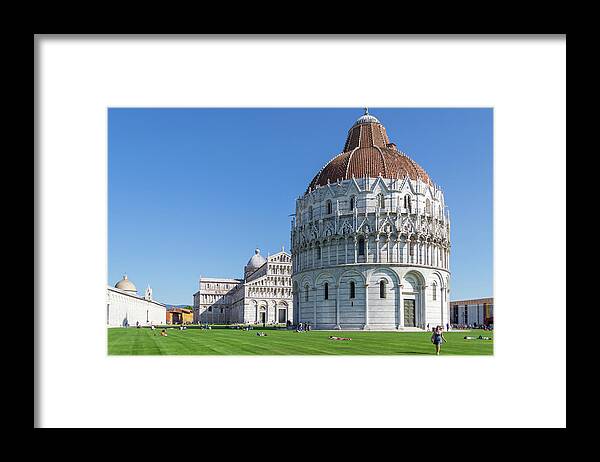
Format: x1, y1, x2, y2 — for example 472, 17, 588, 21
115, 274, 137, 293
246, 249, 267, 270
307, 110, 432, 192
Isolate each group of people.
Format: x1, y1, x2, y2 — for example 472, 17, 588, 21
427, 323, 451, 331
295, 322, 311, 333
450, 323, 493, 331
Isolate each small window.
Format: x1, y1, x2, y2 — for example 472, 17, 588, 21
350, 281, 356, 299
349, 196, 355, 211
432, 282, 437, 300
324, 282, 329, 300
426, 199, 431, 214
208, 307, 212, 312
305, 285, 309, 302
316, 244, 321, 260
326, 200, 332, 215
379, 280, 386, 298
358, 237, 365, 256
377, 193, 385, 209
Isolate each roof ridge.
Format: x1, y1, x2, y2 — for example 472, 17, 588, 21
375, 145, 387, 178
345, 147, 359, 178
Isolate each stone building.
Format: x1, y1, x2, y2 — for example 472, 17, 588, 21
166, 307, 194, 325
193, 249, 293, 325
450, 297, 493, 327
107, 274, 166, 327
290, 109, 451, 330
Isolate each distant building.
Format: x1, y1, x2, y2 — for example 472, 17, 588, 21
107, 275, 166, 327
449, 297, 493, 327
193, 248, 293, 325
166, 307, 194, 324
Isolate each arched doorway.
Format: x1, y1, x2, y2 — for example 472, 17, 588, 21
402, 271, 425, 328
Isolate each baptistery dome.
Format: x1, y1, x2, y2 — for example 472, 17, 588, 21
307, 110, 432, 192
291, 109, 451, 332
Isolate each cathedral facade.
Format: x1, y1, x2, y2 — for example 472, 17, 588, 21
290, 110, 451, 330
193, 249, 293, 325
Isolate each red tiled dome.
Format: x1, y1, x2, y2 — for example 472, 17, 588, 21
307, 112, 432, 192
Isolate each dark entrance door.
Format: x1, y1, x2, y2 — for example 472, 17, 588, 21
260, 311, 266, 324
404, 299, 416, 327
278, 309, 286, 323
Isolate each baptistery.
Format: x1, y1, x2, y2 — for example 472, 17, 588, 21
290, 110, 451, 330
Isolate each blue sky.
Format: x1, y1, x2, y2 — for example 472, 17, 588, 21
108, 108, 492, 304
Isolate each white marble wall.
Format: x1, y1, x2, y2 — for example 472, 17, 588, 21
291, 177, 451, 331
106, 287, 166, 327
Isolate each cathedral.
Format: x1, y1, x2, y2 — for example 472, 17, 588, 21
290, 109, 451, 330
193, 249, 293, 325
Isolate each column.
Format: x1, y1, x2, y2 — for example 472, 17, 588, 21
353, 237, 357, 263
420, 285, 425, 327
365, 236, 370, 263
421, 284, 427, 329
335, 284, 340, 329
375, 236, 380, 263
440, 286, 445, 327
313, 288, 317, 327
398, 282, 404, 329
364, 283, 369, 329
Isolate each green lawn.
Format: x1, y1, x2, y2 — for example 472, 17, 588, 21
108, 326, 493, 355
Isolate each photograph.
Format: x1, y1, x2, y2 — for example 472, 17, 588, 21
107, 107, 493, 355
36, 35, 565, 429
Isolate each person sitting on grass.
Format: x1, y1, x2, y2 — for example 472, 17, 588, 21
431, 326, 447, 355
329, 336, 351, 341
160, 329, 168, 337
256, 332, 267, 337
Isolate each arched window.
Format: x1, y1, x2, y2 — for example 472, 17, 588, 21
349, 196, 355, 211
379, 280, 386, 299
358, 237, 365, 256
308, 206, 313, 221
326, 200, 332, 215
377, 193, 385, 209
432, 282, 437, 300
349, 281, 356, 299
305, 285, 309, 302
404, 195, 412, 212
324, 282, 329, 300
316, 243, 321, 260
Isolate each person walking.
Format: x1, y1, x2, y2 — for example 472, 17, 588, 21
431, 326, 447, 355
